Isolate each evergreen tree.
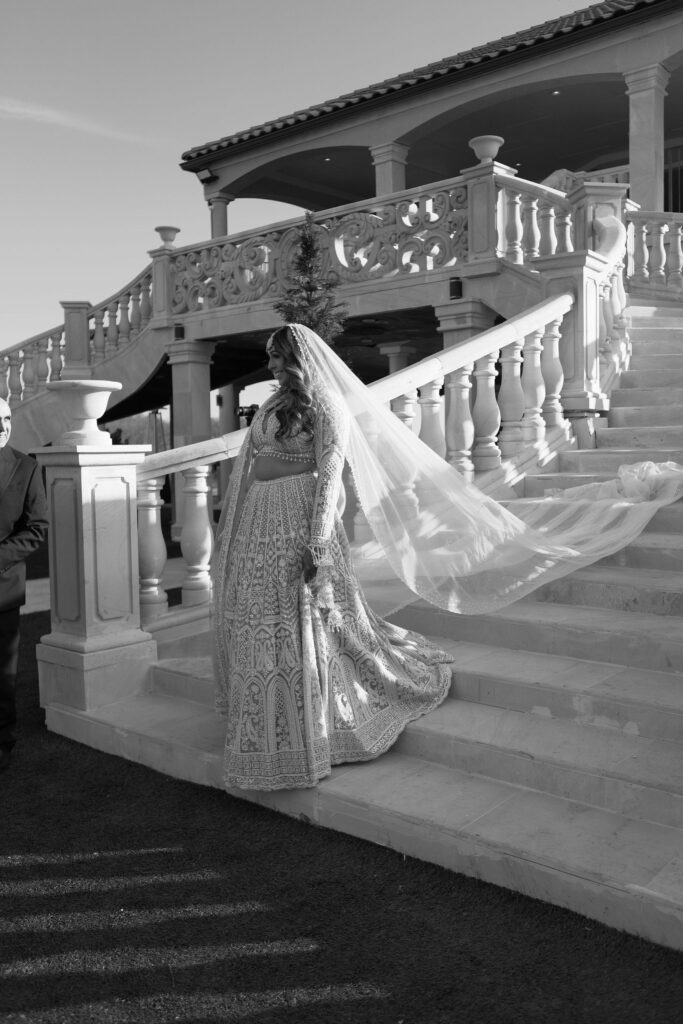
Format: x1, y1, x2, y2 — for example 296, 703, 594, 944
274, 211, 347, 345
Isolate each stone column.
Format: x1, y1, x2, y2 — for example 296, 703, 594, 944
209, 194, 232, 239
217, 383, 239, 496
60, 301, 92, 380
624, 64, 670, 211
370, 143, 409, 196
168, 335, 216, 539
36, 443, 156, 720
168, 337, 216, 448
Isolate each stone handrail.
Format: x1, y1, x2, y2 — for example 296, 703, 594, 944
135, 292, 576, 622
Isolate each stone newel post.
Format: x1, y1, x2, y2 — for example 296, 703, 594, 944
35, 381, 156, 722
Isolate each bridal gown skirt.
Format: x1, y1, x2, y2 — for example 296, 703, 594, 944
214, 472, 453, 790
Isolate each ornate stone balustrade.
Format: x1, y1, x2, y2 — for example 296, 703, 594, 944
494, 173, 573, 261
170, 180, 470, 313
0, 326, 64, 407
627, 212, 683, 293
0, 265, 153, 408
134, 293, 574, 626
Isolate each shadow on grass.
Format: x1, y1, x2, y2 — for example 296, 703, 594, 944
1, 612, 683, 1023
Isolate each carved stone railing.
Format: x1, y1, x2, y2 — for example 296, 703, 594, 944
493, 173, 573, 262
0, 324, 64, 407
133, 292, 575, 627
170, 179, 470, 313
626, 211, 683, 294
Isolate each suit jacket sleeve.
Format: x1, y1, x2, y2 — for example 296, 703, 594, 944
0, 460, 48, 572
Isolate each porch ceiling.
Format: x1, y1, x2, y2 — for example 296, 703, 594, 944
206, 70, 683, 211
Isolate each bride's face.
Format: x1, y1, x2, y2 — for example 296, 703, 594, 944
266, 343, 288, 386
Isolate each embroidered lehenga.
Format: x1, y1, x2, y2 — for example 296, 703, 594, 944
214, 324, 683, 792
213, 388, 453, 791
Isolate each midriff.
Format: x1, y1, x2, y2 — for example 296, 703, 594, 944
252, 454, 316, 481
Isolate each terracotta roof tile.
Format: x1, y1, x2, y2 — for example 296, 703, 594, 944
181, 0, 662, 166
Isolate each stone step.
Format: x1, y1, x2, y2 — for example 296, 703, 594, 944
594, 424, 683, 448
599, 532, 683, 571
628, 352, 683, 371
610, 387, 683, 407
395, 699, 683, 828
530, 564, 683, 616
523, 471, 614, 496
153, 641, 683, 745
608, 406, 683, 428
151, 656, 215, 707
558, 448, 683, 472
441, 639, 683, 743
619, 369, 683, 389
43, 695, 683, 951
629, 327, 683, 345
390, 599, 683, 672
629, 337, 683, 355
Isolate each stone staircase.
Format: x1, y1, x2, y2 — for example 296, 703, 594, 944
45, 302, 683, 951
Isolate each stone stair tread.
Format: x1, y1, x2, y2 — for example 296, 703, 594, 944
557, 564, 683, 587
55, 690, 683, 930
621, 532, 683, 551
401, 699, 683, 797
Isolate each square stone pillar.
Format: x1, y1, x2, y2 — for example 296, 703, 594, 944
625, 64, 670, 212
370, 143, 409, 196
35, 445, 156, 713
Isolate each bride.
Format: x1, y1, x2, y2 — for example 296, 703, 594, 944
214, 323, 683, 791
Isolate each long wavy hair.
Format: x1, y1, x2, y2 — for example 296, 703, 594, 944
268, 325, 317, 439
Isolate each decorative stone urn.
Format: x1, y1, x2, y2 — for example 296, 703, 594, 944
154, 225, 181, 248
468, 135, 505, 164
45, 379, 123, 446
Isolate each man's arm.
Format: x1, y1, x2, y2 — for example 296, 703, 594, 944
0, 462, 48, 572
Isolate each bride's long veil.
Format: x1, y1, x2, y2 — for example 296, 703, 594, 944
290, 324, 683, 615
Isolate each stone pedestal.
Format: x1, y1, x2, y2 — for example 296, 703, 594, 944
35, 445, 156, 712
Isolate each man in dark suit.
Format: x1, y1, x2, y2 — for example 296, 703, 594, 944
0, 397, 48, 770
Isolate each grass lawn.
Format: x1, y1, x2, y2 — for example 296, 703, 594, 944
1, 611, 682, 1024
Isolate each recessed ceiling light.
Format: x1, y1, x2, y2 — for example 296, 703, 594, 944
552, 90, 561, 96
324, 157, 332, 162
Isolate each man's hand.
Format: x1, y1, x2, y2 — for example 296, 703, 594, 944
302, 547, 318, 584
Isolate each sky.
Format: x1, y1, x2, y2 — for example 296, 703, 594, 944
2, 0, 570, 351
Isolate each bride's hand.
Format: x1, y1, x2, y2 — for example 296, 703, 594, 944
302, 548, 317, 583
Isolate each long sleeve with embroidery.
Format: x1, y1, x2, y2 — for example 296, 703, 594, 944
309, 396, 349, 566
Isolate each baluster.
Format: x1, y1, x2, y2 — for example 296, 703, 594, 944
472, 353, 502, 472
631, 220, 650, 283
49, 330, 64, 381
498, 339, 525, 457
649, 221, 668, 284
130, 282, 142, 339
391, 390, 418, 431
106, 302, 119, 355
7, 352, 22, 407
417, 378, 446, 458
0, 357, 8, 402
137, 478, 169, 622
92, 309, 106, 362
118, 293, 131, 346
554, 208, 573, 254
521, 328, 546, 445
36, 337, 50, 387
667, 223, 683, 291
521, 196, 540, 260
21, 343, 37, 398
541, 318, 566, 429
538, 201, 557, 257
180, 465, 214, 606
140, 274, 152, 326
445, 364, 475, 482
504, 191, 524, 264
